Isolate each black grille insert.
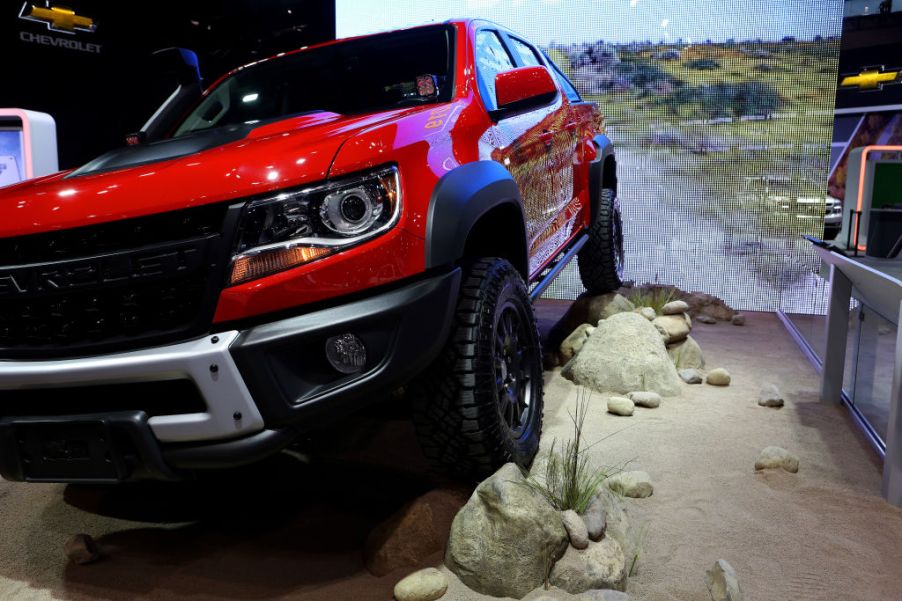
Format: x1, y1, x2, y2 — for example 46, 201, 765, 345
0, 204, 229, 265
0, 380, 207, 419
0, 203, 240, 358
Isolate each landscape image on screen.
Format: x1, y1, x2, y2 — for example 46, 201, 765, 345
338, 0, 844, 313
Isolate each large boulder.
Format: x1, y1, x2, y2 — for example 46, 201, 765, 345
562, 312, 682, 396
445, 463, 569, 598
364, 489, 466, 576
668, 336, 705, 369
549, 537, 627, 594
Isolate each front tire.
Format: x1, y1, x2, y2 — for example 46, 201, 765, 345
578, 188, 624, 294
409, 258, 544, 480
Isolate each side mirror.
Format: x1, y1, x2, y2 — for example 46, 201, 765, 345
491, 66, 558, 120
151, 47, 202, 87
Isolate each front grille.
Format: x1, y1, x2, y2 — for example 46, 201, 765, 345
0, 379, 206, 419
0, 204, 228, 265
0, 204, 240, 358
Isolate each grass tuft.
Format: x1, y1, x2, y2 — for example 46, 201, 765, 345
627, 287, 676, 315
524, 388, 617, 514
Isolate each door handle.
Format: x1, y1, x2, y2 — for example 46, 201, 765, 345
539, 130, 555, 145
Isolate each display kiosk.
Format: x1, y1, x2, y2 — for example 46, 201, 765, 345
0, 109, 58, 187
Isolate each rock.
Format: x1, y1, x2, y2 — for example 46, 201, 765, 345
562, 510, 589, 550
627, 391, 661, 408
637, 307, 656, 321
583, 591, 632, 601
757, 384, 784, 408
64, 534, 102, 565
603, 471, 654, 498
599, 493, 635, 565
667, 336, 705, 369
394, 567, 448, 601
560, 323, 596, 363
696, 314, 718, 324
731, 314, 746, 326
561, 313, 682, 396
549, 538, 627, 594
445, 463, 568, 598
679, 368, 703, 384
706, 368, 731, 386
607, 397, 635, 416
755, 446, 799, 473
364, 489, 466, 576
580, 496, 607, 542
661, 300, 690, 315
652, 315, 691, 344
589, 293, 636, 323
705, 559, 743, 601
683, 291, 736, 321
563, 293, 636, 330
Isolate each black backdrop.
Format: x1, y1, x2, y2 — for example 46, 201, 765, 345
0, 0, 335, 169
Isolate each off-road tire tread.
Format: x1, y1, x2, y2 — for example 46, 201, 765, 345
409, 258, 543, 480
578, 188, 623, 294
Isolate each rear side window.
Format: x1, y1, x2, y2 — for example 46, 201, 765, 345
544, 52, 582, 103
508, 37, 543, 67
475, 30, 515, 110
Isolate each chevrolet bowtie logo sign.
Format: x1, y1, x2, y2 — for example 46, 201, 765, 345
840, 66, 901, 91
18, 2, 96, 34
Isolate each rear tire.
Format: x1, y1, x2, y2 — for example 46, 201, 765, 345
578, 188, 624, 294
409, 258, 543, 480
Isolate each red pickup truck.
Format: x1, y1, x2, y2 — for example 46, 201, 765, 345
0, 19, 621, 483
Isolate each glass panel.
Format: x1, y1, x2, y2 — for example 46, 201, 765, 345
508, 37, 542, 67
850, 303, 895, 442
475, 30, 515, 111
844, 302, 862, 402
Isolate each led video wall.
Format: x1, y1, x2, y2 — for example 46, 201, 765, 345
338, 0, 844, 312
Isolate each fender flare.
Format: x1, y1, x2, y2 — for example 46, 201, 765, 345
425, 160, 527, 271
589, 134, 617, 226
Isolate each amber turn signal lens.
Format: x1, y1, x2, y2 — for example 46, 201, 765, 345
229, 246, 332, 285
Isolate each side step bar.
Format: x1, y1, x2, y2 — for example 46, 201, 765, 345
529, 233, 589, 301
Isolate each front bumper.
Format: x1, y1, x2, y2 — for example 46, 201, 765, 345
0, 269, 460, 482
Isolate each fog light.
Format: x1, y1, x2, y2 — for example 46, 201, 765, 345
325, 333, 367, 374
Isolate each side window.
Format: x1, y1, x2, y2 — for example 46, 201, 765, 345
544, 53, 582, 103
475, 30, 515, 110
508, 37, 543, 67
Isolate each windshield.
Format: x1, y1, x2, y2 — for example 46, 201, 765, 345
173, 25, 455, 137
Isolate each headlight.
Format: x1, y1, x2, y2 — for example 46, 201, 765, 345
229, 165, 400, 285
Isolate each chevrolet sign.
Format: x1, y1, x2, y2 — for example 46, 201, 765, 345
840, 66, 902, 91
18, 2, 96, 35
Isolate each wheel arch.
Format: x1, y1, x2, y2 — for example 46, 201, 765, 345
425, 160, 529, 278
589, 134, 617, 226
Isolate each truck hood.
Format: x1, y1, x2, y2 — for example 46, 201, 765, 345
0, 109, 413, 239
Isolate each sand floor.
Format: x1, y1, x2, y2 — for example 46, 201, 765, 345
0, 311, 900, 600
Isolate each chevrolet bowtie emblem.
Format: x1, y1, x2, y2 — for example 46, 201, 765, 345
19, 2, 96, 34
840, 66, 901, 91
